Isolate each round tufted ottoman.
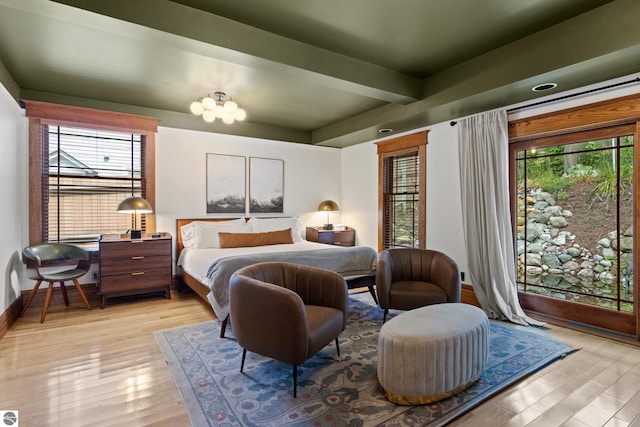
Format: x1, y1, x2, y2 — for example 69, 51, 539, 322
377, 303, 490, 405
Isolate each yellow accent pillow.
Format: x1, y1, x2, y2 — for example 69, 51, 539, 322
218, 228, 294, 248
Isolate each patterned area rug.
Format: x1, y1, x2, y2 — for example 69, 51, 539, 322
155, 292, 573, 426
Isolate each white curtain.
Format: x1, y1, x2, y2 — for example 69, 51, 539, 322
457, 110, 543, 326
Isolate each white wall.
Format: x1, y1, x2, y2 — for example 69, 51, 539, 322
342, 73, 640, 281
0, 82, 27, 312
339, 141, 378, 247
155, 126, 344, 259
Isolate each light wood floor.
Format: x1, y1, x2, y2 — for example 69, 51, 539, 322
1, 290, 640, 427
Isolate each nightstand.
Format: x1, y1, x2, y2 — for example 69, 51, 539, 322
305, 226, 355, 246
98, 233, 172, 308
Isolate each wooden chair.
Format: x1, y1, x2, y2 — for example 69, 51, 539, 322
21, 243, 92, 323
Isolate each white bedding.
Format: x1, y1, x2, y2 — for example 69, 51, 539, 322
177, 240, 355, 283
177, 241, 378, 320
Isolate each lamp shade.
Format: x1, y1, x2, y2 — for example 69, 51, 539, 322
116, 196, 153, 214
318, 200, 339, 230
202, 110, 216, 122
201, 96, 216, 110
318, 200, 339, 212
189, 101, 204, 115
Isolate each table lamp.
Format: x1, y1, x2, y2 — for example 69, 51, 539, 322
117, 196, 153, 239
318, 200, 339, 230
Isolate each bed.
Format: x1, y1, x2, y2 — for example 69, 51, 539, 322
175, 217, 378, 336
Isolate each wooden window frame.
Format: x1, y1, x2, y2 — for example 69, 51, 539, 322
376, 131, 427, 252
508, 93, 640, 339
24, 101, 158, 245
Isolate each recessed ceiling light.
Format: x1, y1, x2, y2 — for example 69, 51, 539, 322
532, 83, 558, 92
378, 128, 393, 134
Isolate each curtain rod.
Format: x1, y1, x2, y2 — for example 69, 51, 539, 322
449, 76, 640, 126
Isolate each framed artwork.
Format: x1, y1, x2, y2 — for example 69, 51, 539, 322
249, 157, 284, 213
206, 154, 246, 213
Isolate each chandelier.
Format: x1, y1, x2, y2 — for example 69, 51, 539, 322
190, 91, 246, 124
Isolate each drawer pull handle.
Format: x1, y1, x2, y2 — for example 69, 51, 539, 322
334, 242, 342, 245
131, 240, 143, 244
132, 272, 145, 276
131, 256, 145, 260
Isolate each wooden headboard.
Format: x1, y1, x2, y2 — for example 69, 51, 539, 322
176, 218, 250, 256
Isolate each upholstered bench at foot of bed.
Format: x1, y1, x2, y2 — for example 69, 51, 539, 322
377, 303, 490, 405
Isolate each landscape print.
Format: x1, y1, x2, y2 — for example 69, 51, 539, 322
206, 153, 246, 213
249, 157, 284, 213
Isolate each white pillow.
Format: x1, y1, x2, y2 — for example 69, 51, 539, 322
248, 217, 304, 242
181, 219, 249, 248
180, 222, 197, 248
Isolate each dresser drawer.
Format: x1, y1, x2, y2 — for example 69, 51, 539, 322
99, 269, 171, 293
101, 254, 171, 276
317, 230, 355, 246
100, 239, 170, 259
306, 226, 356, 246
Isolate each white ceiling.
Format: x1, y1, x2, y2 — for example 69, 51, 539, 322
0, 0, 638, 147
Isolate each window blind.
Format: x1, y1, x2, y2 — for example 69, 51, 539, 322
382, 151, 420, 249
45, 126, 145, 243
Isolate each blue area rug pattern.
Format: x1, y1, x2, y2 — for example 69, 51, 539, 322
155, 293, 573, 426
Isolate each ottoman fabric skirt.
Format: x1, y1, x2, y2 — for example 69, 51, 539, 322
377, 303, 490, 405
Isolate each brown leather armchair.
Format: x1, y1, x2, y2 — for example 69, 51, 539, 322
376, 248, 461, 322
229, 262, 348, 398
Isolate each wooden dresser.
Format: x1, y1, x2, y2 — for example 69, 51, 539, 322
98, 233, 172, 308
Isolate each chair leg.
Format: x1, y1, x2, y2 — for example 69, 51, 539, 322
20, 280, 43, 316
368, 283, 378, 305
335, 337, 341, 357
220, 316, 229, 338
59, 281, 70, 306
41, 281, 55, 323
383, 309, 388, 323
72, 279, 92, 310
292, 365, 297, 398
240, 348, 247, 373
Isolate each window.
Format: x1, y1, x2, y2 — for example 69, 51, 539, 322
509, 94, 639, 338
46, 126, 144, 243
25, 101, 157, 245
377, 131, 427, 251
382, 152, 420, 248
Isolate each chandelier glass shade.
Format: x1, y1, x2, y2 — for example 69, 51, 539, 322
190, 91, 246, 124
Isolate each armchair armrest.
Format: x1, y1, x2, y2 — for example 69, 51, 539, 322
375, 250, 393, 307
430, 253, 461, 302
22, 247, 42, 265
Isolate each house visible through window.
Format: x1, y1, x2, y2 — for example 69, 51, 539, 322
25, 100, 158, 246
377, 131, 427, 251
46, 126, 144, 243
